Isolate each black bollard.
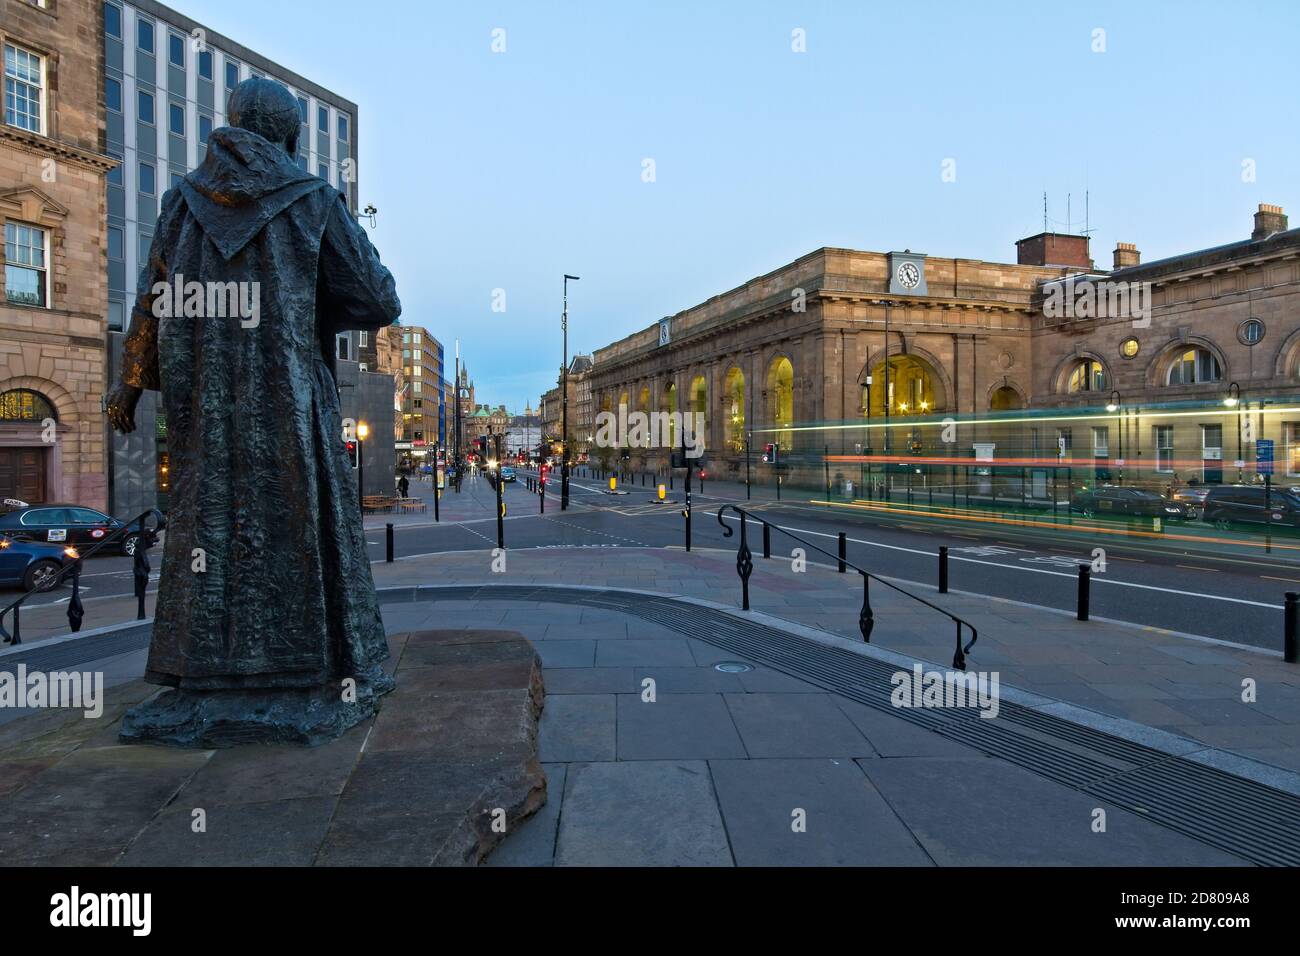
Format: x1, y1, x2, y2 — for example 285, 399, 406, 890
1286, 592, 1298, 664
939, 546, 949, 594
433, 485, 440, 522
1077, 564, 1091, 621
763, 523, 771, 559
386, 523, 394, 562
838, 532, 847, 573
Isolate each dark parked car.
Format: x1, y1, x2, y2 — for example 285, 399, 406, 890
1071, 486, 1188, 520
0, 504, 143, 556
1202, 485, 1300, 530
0, 534, 77, 592
1172, 486, 1210, 517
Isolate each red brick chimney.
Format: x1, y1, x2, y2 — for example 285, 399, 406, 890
1016, 232, 1092, 269
1113, 242, 1140, 269
1252, 203, 1288, 240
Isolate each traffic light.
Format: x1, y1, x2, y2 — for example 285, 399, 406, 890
763, 442, 780, 464
345, 440, 358, 469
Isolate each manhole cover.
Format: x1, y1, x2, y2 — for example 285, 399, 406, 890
714, 661, 754, 673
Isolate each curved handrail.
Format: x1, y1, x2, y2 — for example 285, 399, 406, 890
0, 508, 165, 646
717, 503, 977, 670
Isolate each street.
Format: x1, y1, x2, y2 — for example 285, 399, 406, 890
18, 467, 1291, 654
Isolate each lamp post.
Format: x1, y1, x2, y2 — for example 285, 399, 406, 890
1106, 390, 1122, 484
1224, 382, 1243, 482
561, 274, 580, 511
356, 421, 369, 514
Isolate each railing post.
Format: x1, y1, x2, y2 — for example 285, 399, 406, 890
1077, 564, 1090, 622
859, 573, 874, 642
953, 623, 967, 671
11, 603, 19, 646
762, 522, 770, 559
737, 517, 753, 611
134, 526, 154, 621
938, 545, 949, 594
1286, 591, 1298, 664
838, 532, 847, 573
67, 560, 84, 632
386, 523, 394, 563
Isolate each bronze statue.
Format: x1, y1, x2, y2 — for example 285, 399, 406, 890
106, 79, 401, 747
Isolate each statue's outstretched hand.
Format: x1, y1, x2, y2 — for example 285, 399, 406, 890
107, 382, 143, 434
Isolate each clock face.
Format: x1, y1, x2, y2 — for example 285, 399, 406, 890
897, 261, 921, 290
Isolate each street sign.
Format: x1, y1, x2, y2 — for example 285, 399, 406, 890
1257, 439, 1275, 476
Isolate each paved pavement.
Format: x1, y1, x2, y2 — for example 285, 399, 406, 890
5, 534, 1299, 865
369, 550, 1297, 865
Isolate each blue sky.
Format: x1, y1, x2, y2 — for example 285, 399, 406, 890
178, 0, 1299, 411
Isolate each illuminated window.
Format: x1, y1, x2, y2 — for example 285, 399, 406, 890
1067, 359, 1106, 393
1166, 348, 1222, 386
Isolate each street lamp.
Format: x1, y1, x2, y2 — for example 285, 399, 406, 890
1107, 390, 1123, 484
561, 274, 580, 511
356, 421, 369, 513
1225, 382, 1242, 479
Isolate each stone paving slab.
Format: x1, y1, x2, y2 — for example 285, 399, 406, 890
366, 547, 1300, 772
0, 629, 547, 867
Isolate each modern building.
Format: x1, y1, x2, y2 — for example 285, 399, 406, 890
1, 0, 116, 509
586, 203, 1300, 495
101, 0, 363, 515
397, 325, 448, 466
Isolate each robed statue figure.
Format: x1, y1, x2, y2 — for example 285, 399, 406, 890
105, 79, 401, 747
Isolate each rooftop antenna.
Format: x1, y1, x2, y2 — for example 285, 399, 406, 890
1043, 192, 1048, 233
1067, 193, 1072, 234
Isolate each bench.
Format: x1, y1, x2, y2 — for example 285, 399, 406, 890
362, 495, 399, 513
397, 497, 427, 513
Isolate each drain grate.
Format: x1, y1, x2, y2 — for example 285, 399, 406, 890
412, 584, 1300, 866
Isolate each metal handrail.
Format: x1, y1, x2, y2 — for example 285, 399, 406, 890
0, 508, 165, 646
717, 503, 978, 670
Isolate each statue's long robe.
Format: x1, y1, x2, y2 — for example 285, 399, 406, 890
118, 127, 401, 690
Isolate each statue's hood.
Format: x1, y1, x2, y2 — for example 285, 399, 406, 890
180, 127, 330, 260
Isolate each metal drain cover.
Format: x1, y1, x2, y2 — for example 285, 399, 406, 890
714, 661, 754, 673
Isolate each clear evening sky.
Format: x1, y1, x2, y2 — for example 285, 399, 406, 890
175, 0, 1299, 410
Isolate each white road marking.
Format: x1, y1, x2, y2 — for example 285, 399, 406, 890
707, 511, 1284, 610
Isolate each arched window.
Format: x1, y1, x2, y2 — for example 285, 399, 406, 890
0, 389, 57, 422
1067, 359, 1106, 393
723, 367, 745, 453
766, 357, 794, 450
990, 386, 1023, 411
1166, 348, 1222, 386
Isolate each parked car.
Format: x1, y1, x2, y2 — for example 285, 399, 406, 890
1071, 486, 1189, 520
1202, 485, 1300, 530
1171, 486, 1210, 518
0, 533, 77, 592
0, 503, 143, 556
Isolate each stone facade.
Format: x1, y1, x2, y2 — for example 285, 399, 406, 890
587, 204, 1300, 489
587, 246, 1069, 475
1, 0, 115, 509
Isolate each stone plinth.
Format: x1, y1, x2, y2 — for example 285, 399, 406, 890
0, 630, 546, 866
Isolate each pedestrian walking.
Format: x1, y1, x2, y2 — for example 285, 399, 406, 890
397, 473, 410, 498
